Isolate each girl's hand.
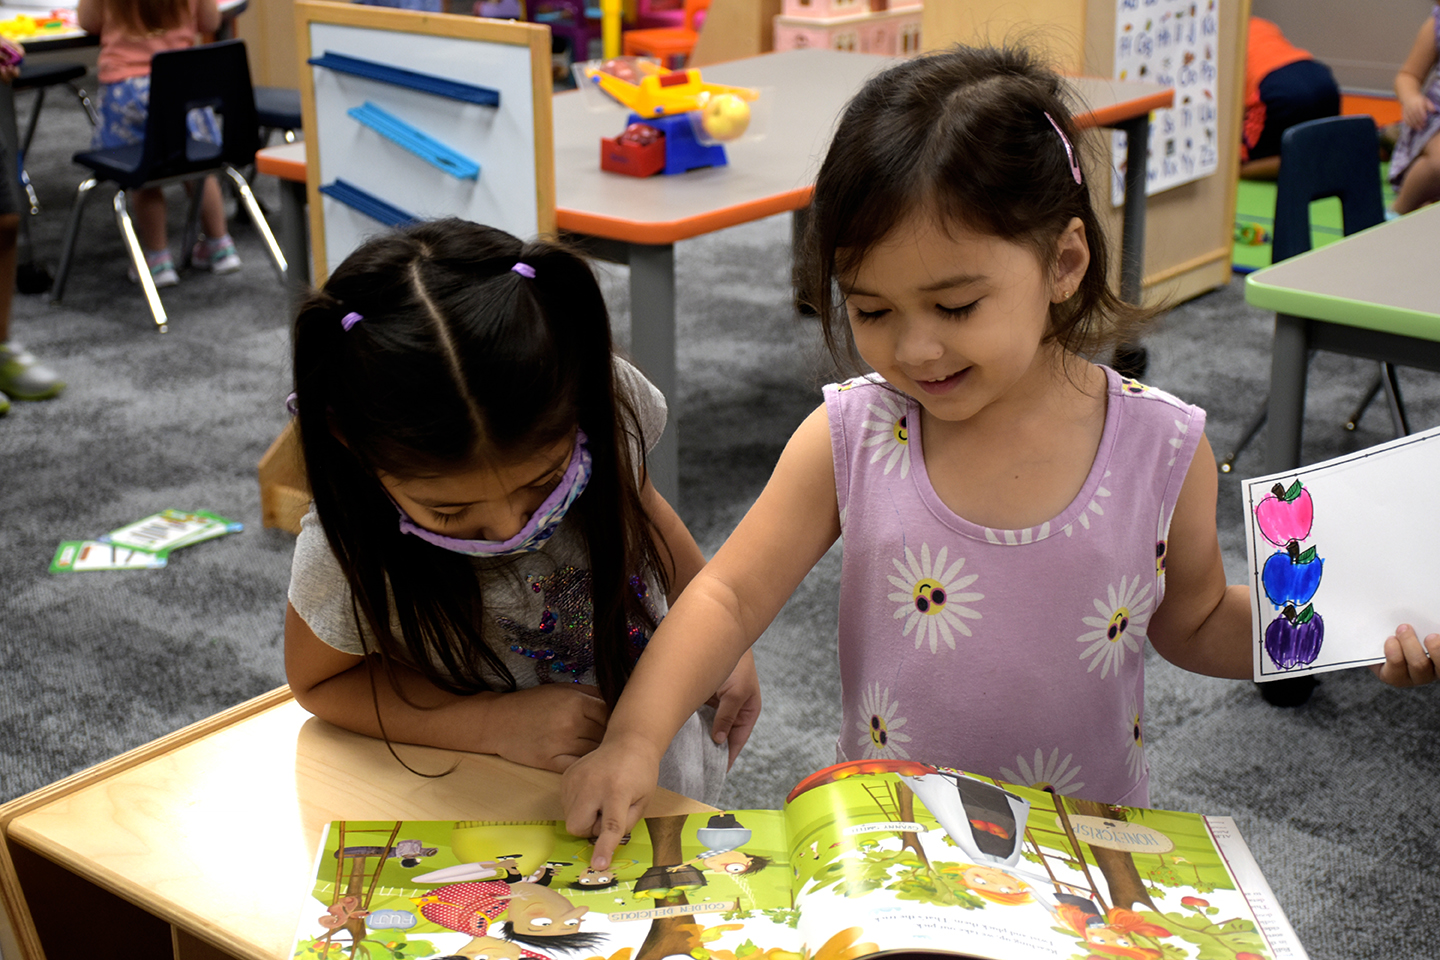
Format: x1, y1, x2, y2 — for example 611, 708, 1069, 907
1401, 92, 1435, 131
1371, 624, 1440, 687
489, 683, 610, 772
561, 737, 662, 870
707, 649, 761, 768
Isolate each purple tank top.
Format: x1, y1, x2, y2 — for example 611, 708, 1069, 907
825, 367, 1205, 806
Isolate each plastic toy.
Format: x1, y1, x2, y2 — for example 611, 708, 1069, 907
578, 57, 760, 176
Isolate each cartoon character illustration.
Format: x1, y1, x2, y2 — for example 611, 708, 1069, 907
414, 880, 603, 954
900, 770, 1031, 866
1053, 903, 1171, 959
333, 837, 438, 869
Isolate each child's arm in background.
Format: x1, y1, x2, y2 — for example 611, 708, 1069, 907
642, 477, 762, 766
563, 405, 842, 866
1396, 15, 1439, 130
1146, 434, 1438, 684
285, 603, 610, 772
76, 0, 102, 35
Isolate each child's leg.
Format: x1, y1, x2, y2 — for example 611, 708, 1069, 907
131, 186, 168, 253
191, 176, 242, 274
0, 210, 64, 405
1394, 135, 1440, 214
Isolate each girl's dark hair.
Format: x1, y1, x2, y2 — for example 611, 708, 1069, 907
291, 219, 669, 719
797, 43, 1151, 367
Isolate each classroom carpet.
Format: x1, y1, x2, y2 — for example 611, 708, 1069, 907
1231, 162, 1396, 272
2, 83, 1439, 960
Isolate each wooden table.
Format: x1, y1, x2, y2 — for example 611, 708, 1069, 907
1244, 202, 1440, 473
0, 687, 712, 960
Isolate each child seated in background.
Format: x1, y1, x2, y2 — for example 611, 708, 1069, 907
1391, 4, 1440, 215
77, 0, 242, 287
0, 37, 63, 416
1240, 17, 1341, 181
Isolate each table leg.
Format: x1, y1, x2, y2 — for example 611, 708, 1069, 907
1119, 114, 1149, 306
277, 177, 309, 289
627, 242, 678, 507
1264, 313, 1309, 473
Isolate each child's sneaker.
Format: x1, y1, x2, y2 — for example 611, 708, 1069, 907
128, 249, 179, 288
192, 234, 242, 274
0, 342, 65, 401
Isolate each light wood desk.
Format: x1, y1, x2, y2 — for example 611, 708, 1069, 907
0, 687, 712, 960
1244, 202, 1440, 473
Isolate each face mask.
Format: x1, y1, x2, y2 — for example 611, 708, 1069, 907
394, 430, 592, 557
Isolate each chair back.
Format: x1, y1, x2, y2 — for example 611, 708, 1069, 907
683, 0, 708, 31
140, 39, 260, 180
1273, 115, 1384, 264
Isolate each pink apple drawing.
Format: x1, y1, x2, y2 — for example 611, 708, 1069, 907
1254, 480, 1314, 546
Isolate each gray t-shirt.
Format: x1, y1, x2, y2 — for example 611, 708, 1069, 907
288, 358, 727, 803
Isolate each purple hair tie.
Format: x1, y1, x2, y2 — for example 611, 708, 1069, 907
285, 392, 298, 416
1044, 112, 1083, 186
511, 262, 536, 279
340, 311, 363, 331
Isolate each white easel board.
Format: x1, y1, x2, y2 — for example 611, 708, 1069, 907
296, 1, 554, 283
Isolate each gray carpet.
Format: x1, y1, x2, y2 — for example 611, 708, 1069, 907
2, 84, 1438, 960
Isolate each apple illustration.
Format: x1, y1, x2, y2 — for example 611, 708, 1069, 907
1254, 479, 1313, 546
1261, 540, 1323, 609
1265, 603, 1325, 669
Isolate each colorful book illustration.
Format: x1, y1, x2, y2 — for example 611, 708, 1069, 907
289, 760, 1308, 960
100, 508, 243, 555
1243, 424, 1440, 680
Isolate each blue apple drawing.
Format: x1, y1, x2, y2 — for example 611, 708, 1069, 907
1261, 540, 1323, 609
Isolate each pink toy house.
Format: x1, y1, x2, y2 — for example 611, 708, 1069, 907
773, 0, 922, 57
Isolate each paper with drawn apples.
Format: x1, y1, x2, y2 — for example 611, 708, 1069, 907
1243, 424, 1440, 681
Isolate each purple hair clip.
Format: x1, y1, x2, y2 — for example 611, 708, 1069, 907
1044, 112, 1083, 186
340, 311, 363, 331
511, 262, 536, 279
285, 392, 298, 416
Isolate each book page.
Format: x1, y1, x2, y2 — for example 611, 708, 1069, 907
290, 813, 799, 959
1243, 424, 1440, 681
781, 760, 1304, 960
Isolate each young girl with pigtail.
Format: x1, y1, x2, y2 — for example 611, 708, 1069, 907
284, 218, 759, 803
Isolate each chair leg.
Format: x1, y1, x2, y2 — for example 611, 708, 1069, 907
178, 179, 205, 272
1218, 398, 1269, 474
113, 190, 169, 332
222, 163, 288, 282
20, 86, 45, 158
49, 176, 98, 303
1343, 372, 1384, 431
70, 82, 99, 127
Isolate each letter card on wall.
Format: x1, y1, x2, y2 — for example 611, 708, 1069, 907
296, 1, 555, 282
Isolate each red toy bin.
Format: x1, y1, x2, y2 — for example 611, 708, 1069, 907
600, 133, 667, 177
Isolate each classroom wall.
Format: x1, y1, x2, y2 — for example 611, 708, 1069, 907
1251, 0, 1430, 95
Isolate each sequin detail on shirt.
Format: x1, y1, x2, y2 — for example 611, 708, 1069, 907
495, 565, 655, 684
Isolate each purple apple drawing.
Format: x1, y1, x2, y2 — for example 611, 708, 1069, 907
1254, 480, 1314, 546
1261, 540, 1324, 609
1265, 603, 1325, 669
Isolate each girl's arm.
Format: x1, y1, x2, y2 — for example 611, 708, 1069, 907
641, 476, 761, 765
284, 602, 611, 772
77, 0, 103, 35
562, 404, 842, 863
195, 0, 221, 35
1146, 434, 1439, 684
1396, 15, 1439, 130
1145, 434, 1253, 678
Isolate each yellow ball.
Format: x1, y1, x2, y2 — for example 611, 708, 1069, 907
701, 93, 751, 141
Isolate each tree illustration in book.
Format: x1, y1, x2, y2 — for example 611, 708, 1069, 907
290, 762, 1307, 959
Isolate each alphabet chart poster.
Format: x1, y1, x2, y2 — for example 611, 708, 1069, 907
1110, 0, 1220, 204
1243, 424, 1440, 681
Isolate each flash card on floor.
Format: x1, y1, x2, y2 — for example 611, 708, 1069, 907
101, 509, 243, 554
50, 540, 168, 572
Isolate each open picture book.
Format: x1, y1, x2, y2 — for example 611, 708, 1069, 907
290, 759, 1308, 960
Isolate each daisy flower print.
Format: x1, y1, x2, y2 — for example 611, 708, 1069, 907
887, 544, 983, 653
857, 683, 912, 759
1076, 574, 1154, 678
859, 391, 912, 478
1000, 747, 1085, 797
